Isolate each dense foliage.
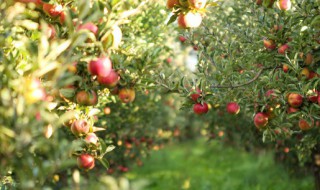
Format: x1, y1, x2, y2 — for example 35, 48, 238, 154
0, 0, 319, 189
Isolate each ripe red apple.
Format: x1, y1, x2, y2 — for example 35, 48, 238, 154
254, 112, 268, 129
307, 90, 318, 103
77, 22, 99, 36
318, 95, 320, 105
85, 133, 99, 145
277, 0, 291, 11
308, 71, 318, 80
59, 11, 66, 24
283, 64, 289, 73
188, 0, 207, 9
177, 12, 202, 29
43, 3, 63, 17
118, 166, 129, 172
97, 69, 119, 88
87, 90, 98, 106
299, 119, 312, 131
88, 57, 112, 77
273, 25, 283, 32
287, 93, 303, 108
77, 154, 95, 170
193, 45, 199, 51
256, 0, 262, 5
71, 120, 90, 136
263, 39, 276, 50
265, 89, 276, 99
76, 91, 89, 105
278, 44, 289, 54
118, 88, 136, 103
190, 88, 201, 102
179, 36, 187, 42
226, 102, 240, 115
193, 102, 209, 115
287, 106, 299, 114
167, 0, 180, 9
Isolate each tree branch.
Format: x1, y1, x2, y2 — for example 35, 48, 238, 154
211, 68, 267, 89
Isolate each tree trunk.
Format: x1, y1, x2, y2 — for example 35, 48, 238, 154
314, 165, 320, 190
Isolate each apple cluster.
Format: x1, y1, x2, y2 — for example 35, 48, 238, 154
166, 0, 207, 28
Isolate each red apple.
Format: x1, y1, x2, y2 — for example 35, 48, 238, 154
59, 11, 66, 24
256, 0, 262, 5
76, 91, 89, 105
278, 44, 289, 54
254, 112, 268, 129
193, 45, 199, 51
85, 133, 99, 145
299, 119, 312, 131
179, 36, 187, 42
87, 90, 98, 106
265, 89, 276, 99
226, 102, 240, 115
277, 0, 291, 11
318, 95, 320, 105
77, 22, 98, 36
71, 120, 90, 136
273, 25, 283, 32
193, 102, 209, 115
188, 0, 207, 9
287, 107, 299, 114
77, 154, 95, 170
283, 64, 289, 73
88, 57, 112, 77
177, 12, 202, 29
287, 93, 303, 108
43, 3, 63, 17
308, 71, 318, 80
263, 39, 276, 50
118, 88, 136, 103
97, 69, 119, 88
190, 88, 201, 102
166, 0, 180, 9
307, 90, 318, 103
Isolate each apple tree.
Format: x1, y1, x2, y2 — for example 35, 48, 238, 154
162, 0, 320, 186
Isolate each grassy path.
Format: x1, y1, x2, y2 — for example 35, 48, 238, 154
126, 139, 313, 190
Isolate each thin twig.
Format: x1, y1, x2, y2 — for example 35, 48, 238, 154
211, 67, 267, 89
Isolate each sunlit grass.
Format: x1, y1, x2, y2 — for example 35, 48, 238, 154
126, 139, 313, 190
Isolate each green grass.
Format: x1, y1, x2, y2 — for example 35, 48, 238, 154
126, 139, 314, 190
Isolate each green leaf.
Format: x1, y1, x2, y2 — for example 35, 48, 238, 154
99, 158, 109, 169
59, 88, 76, 98
167, 14, 178, 26
311, 15, 320, 29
